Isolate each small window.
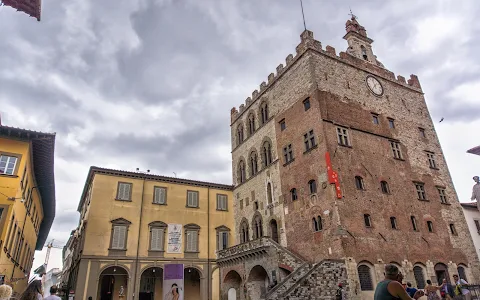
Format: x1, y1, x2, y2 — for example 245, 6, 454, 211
111, 225, 127, 250
361, 46, 368, 60
238, 160, 246, 184
218, 231, 229, 250
304, 130, 316, 151
254, 201, 259, 210
388, 118, 395, 128
280, 119, 286, 131
364, 214, 372, 227
449, 224, 457, 235
355, 176, 365, 190
390, 217, 397, 229
372, 114, 379, 125
308, 180, 317, 194
248, 114, 256, 136
419, 127, 426, 138
427, 221, 433, 232
0, 155, 18, 175
290, 188, 298, 201
116, 182, 132, 201
415, 183, 426, 200
216, 194, 228, 211
390, 141, 403, 159
186, 230, 199, 252
426, 152, 437, 169
474, 220, 480, 235
187, 191, 199, 208
153, 187, 166, 205
262, 141, 273, 167
261, 102, 269, 124
237, 125, 244, 145
313, 216, 322, 231
303, 98, 311, 111
239, 199, 244, 210
283, 144, 294, 164
437, 188, 447, 204
150, 227, 165, 251
411, 216, 418, 231
337, 127, 350, 146
380, 181, 390, 194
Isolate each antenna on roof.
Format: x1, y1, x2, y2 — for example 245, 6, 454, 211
348, 7, 357, 20
299, 0, 307, 31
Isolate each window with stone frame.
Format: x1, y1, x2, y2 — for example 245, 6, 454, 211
110, 218, 131, 250
358, 265, 374, 290
415, 182, 426, 200
149, 221, 167, 251
337, 127, 350, 146
262, 141, 273, 167
390, 217, 398, 229
303, 98, 311, 111
411, 216, 418, 231
355, 176, 365, 190
427, 221, 434, 232
380, 181, 390, 194
290, 188, 298, 201
279, 119, 286, 131
364, 214, 372, 227
237, 124, 244, 146
303, 130, 316, 152
116, 182, 132, 201
237, 160, 246, 184
308, 180, 317, 194
0, 154, 19, 175
390, 141, 403, 159
248, 113, 256, 136
240, 220, 249, 243
388, 118, 395, 128
184, 224, 200, 253
372, 113, 379, 125
249, 151, 259, 177
216, 194, 228, 211
426, 151, 437, 169
437, 187, 447, 204
283, 144, 294, 164
260, 102, 269, 124
419, 127, 426, 138
252, 213, 263, 239
153, 186, 167, 205
216, 225, 230, 251
186, 190, 199, 208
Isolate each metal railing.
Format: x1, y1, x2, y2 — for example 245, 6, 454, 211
467, 285, 480, 299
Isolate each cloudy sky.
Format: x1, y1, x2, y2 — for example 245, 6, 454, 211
1, 0, 479, 274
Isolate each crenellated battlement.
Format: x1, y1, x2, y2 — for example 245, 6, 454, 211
231, 30, 422, 123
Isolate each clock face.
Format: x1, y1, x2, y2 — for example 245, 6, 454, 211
366, 76, 384, 96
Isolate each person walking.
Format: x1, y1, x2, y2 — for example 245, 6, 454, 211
425, 279, 444, 300
0, 284, 13, 300
374, 264, 424, 300
453, 274, 471, 300
44, 286, 61, 300
20, 280, 43, 300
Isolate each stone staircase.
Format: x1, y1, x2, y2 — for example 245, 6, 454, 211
265, 262, 312, 299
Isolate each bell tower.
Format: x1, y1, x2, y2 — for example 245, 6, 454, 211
344, 13, 384, 68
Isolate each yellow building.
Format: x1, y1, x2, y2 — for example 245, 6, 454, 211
68, 166, 234, 300
0, 124, 56, 294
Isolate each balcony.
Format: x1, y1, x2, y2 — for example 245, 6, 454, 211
217, 237, 272, 265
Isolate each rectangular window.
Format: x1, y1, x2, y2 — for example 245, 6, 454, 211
239, 199, 243, 210
411, 216, 418, 231
283, 144, 294, 164
116, 182, 132, 201
187, 191, 199, 208
474, 220, 480, 234
419, 127, 426, 138
437, 187, 447, 204
364, 214, 372, 227
153, 187, 166, 205
186, 231, 198, 252
280, 119, 286, 131
216, 194, 228, 211
426, 152, 437, 169
304, 130, 316, 151
388, 118, 395, 128
111, 225, 127, 250
415, 183, 426, 200
150, 227, 165, 251
303, 98, 311, 111
0, 155, 18, 175
390, 141, 403, 159
254, 201, 259, 210
427, 221, 434, 232
218, 232, 228, 250
8, 223, 17, 253
20, 165, 27, 189
372, 114, 379, 124
337, 127, 350, 146
449, 224, 457, 235
390, 217, 397, 229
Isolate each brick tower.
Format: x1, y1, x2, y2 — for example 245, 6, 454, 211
218, 15, 480, 300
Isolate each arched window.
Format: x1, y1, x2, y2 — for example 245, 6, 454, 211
313, 216, 322, 232
458, 266, 468, 282
355, 176, 365, 190
358, 264, 373, 290
262, 141, 273, 167
361, 45, 368, 60
381, 181, 390, 194
364, 214, 372, 227
260, 102, 269, 124
248, 113, 256, 136
253, 214, 263, 239
413, 266, 426, 289
290, 188, 298, 201
240, 220, 249, 243
249, 151, 258, 177
427, 221, 433, 232
312, 218, 318, 231
237, 124, 244, 145
267, 182, 273, 204
308, 180, 317, 194
390, 217, 397, 229
237, 160, 246, 184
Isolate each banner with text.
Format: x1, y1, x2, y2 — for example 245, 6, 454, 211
167, 223, 183, 253
163, 264, 184, 300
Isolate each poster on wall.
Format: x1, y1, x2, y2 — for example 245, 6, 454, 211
167, 224, 183, 253
163, 264, 184, 300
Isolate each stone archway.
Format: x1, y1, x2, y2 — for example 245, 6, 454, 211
434, 263, 450, 285
247, 265, 269, 300
184, 267, 201, 300
98, 266, 129, 300
223, 270, 242, 300
139, 267, 163, 300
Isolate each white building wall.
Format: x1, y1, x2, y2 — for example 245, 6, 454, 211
462, 206, 480, 262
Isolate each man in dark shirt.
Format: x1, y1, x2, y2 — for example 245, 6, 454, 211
374, 264, 424, 300
405, 282, 417, 298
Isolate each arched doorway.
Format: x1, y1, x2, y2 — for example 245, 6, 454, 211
434, 263, 450, 285
184, 267, 201, 300
139, 267, 163, 300
98, 266, 129, 300
269, 219, 279, 243
247, 265, 269, 300
223, 270, 242, 300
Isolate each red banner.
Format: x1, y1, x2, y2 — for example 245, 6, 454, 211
325, 152, 342, 199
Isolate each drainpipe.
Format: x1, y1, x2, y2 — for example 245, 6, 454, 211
207, 187, 210, 300
132, 172, 147, 299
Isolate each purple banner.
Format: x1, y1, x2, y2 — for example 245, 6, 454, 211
164, 264, 184, 280
163, 264, 184, 300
